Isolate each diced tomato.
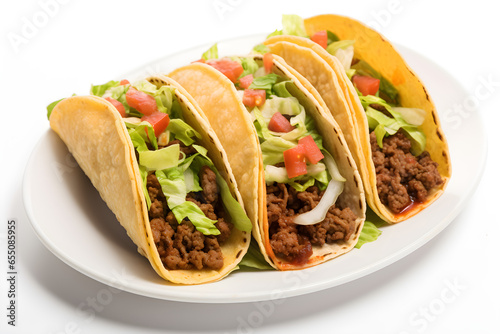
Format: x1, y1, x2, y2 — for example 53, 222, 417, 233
311, 30, 328, 49
119, 79, 130, 85
206, 58, 244, 83
268, 112, 295, 133
191, 58, 206, 64
263, 53, 273, 74
141, 111, 170, 137
242, 89, 266, 108
125, 87, 158, 116
238, 74, 254, 89
283, 145, 307, 179
298, 135, 324, 164
352, 75, 380, 96
104, 97, 126, 117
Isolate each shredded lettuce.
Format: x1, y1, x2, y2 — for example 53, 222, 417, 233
253, 44, 271, 55
91, 80, 120, 97
125, 121, 158, 150
138, 166, 151, 209
202, 43, 218, 60
172, 201, 220, 235
156, 167, 187, 209
188, 146, 252, 233
153, 86, 174, 114
239, 57, 260, 78
355, 209, 385, 249
272, 81, 293, 98
326, 30, 340, 44
355, 221, 382, 249
239, 239, 273, 270
360, 95, 427, 155
46, 98, 65, 119
249, 73, 279, 95
281, 14, 308, 37
167, 118, 201, 146
326, 40, 355, 56
153, 145, 252, 234
266, 29, 283, 39
139, 144, 181, 171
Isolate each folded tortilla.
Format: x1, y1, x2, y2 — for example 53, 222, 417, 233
263, 14, 451, 223
49, 76, 251, 284
169, 54, 365, 270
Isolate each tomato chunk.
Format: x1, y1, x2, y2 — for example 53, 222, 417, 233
238, 74, 254, 89
206, 58, 244, 83
125, 87, 158, 116
352, 75, 380, 96
298, 135, 324, 164
119, 79, 130, 85
311, 30, 328, 49
283, 145, 307, 179
191, 58, 206, 64
141, 112, 170, 137
105, 97, 126, 117
263, 53, 273, 74
268, 112, 295, 133
242, 89, 266, 108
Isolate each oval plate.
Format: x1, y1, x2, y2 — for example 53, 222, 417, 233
23, 34, 486, 303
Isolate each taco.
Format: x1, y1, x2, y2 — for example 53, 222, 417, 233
47, 76, 252, 284
262, 14, 451, 223
169, 51, 365, 270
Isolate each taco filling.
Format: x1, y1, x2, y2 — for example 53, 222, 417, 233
265, 14, 444, 214
89, 79, 251, 270
202, 54, 358, 264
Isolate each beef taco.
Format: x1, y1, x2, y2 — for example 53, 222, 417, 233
47, 76, 252, 284
169, 51, 365, 270
262, 14, 451, 223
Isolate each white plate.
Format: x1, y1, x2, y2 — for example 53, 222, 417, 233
23, 35, 486, 303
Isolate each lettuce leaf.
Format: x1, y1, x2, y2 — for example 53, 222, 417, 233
172, 201, 220, 235
167, 118, 201, 146
253, 44, 271, 55
239, 57, 259, 78
281, 14, 308, 37
91, 80, 120, 97
355, 209, 385, 249
360, 95, 427, 155
249, 73, 279, 95
46, 98, 65, 119
139, 144, 181, 172
239, 239, 273, 270
202, 43, 218, 60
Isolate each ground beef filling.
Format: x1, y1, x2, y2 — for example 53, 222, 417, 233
147, 165, 233, 271
371, 130, 443, 213
267, 183, 358, 265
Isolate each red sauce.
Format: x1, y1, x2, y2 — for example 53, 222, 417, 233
290, 241, 313, 266
394, 196, 422, 217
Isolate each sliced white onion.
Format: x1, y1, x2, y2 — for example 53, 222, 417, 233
393, 107, 426, 126
293, 179, 344, 225
293, 151, 345, 225
322, 150, 346, 182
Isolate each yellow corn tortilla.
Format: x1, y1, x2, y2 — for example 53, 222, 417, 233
264, 14, 451, 223
170, 54, 365, 270
49, 76, 251, 284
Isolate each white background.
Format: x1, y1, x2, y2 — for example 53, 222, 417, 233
1, 0, 499, 333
